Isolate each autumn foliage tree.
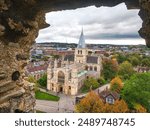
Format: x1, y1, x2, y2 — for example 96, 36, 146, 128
75, 91, 129, 113
134, 104, 147, 113
110, 77, 123, 93
111, 100, 129, 113
75, 91, 104, 113
102, 100, 128, 113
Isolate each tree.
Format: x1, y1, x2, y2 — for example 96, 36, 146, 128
116, 53, 128, 64
110, 77, 123, 93
27, 75, 36, 83
121, 73, 150, 112
27, 76, 39, 91
37, 74, 47, 88
128, 56, 140, 67
102, 58, 118, 81
97, 77, 106, 86
134, 104, 147, 113
141, 58, 150, 67
84, 77, 99, 90
118, 61, 134, 80
102, 100, 128, 113
75, 91, 130, 113
111, 100, 129, 113
52, 54, 60, 59
75, 91, 104, 113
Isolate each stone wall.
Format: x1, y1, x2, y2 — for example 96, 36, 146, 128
0, 0, 149, 112
0, 0, 47, 112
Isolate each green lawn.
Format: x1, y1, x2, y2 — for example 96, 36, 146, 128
35, 90, 60, 101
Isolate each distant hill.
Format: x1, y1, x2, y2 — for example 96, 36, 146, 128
36, 42, 147, 49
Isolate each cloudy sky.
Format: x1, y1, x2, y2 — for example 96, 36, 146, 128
36, 3, 145, 45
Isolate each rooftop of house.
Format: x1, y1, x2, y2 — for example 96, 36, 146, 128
99, 89, 120, 101
26, 64, 48, 73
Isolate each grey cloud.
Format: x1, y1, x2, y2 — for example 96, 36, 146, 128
36, 3, 144, 44
86, 32, 140, 40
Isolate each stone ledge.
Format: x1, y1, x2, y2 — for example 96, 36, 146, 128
0, 82, 16, 93
0, 87, 25, 104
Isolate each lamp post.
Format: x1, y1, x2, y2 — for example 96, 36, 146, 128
65, 94, 67, 112
58, 101, 59, 112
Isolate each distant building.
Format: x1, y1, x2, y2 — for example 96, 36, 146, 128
25, 62, 48, 80
47, 30, 102, 95
134, 66, 150, 73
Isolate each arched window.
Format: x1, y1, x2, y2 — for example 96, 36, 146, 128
78, 50, 82, 54
69, 86, 71, 89
90, 66, 93, 71
69, 73, 71, 80
78, 50, 80, 54
94, 66, 97, 71
58, 71, 65, 84
85, 66, 88, 70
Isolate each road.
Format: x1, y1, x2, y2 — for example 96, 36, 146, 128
36, 94, 75, 113
36, 84, 110, 113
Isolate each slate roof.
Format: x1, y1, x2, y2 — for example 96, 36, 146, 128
77, 29, 86, 48
99, 90, 120, 101
86, 56, 98, 64
27, 64, 48, 73
64, 54, 74, 61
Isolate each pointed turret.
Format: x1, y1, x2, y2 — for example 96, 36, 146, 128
77, 29, 86, 48
54, 59, 58, 68
66, 59, 69, 69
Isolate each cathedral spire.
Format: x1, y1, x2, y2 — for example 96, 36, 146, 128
77, 28, 86, 48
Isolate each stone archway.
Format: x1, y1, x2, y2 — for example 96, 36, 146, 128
58, 85, 63, 93
0, 0, 150, 112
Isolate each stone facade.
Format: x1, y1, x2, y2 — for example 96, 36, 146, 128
47, 31, 102, 95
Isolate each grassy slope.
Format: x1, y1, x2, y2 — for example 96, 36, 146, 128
35, 90, 60, 101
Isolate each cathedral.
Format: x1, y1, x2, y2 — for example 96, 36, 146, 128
47, 30, 102, 95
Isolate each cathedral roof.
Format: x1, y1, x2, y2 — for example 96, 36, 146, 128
64, 54, 74, 61
77, 29, 86, 48
86, 56, 98, 64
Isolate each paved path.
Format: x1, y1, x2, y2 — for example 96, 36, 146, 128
36, 84, 110, 113
36, 94, 75, 113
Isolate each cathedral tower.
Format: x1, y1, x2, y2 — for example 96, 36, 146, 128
75, 29, 88, 63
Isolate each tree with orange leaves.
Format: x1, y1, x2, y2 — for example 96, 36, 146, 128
75, 91, 129, 113
134, 104, 147, 113
111, 100, 129, 113
110, 76, 123, 93
102, 100, 128, 113
75, 91, 104, 113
